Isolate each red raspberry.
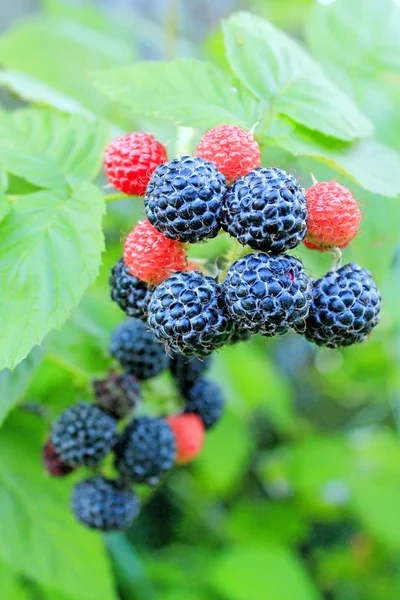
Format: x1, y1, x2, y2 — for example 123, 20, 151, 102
104, 132, 167, 196
305, 181, 361, 250
166, 414, 205, 464
195, 125, 260, 184
124, 220, 188, 286
42, 440, 74, 477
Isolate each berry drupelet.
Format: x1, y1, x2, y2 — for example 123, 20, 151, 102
104, 132, 167, 196
51, 402, 118, 468
304, 263, 381, 348
222, 167, 307, 254
184, 378, 224, 430
72, 476, 140, 531
109, 318, 169, 380
93, 372, 141, 420
145, 156, 227, 243
224, 253, 312, 337
110, 258, 153, 320
115, 416, 176, 485
148, 270, 234, 357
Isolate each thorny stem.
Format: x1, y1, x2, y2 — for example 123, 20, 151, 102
330, 246, 343, 272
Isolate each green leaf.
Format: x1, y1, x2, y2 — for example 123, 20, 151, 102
0, 563, 31, 600
10, 109, 109, 184
0, 111, 68, 192
0, 183, 105, 370
0, 412, 117, 600
91, 59, 260, 129
268, 118, 400, 197
209, 544, 321, 600
0, 16, 135, 114
0, 70, 93, 117
222, 12, 373, 140
194, 410, 253, 497
0, 348, 42, 426
219, 343, 296, 433
0, 196, 11, 222
306, 0, 400, 79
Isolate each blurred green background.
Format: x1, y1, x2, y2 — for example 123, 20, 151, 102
0, 1, 400, 599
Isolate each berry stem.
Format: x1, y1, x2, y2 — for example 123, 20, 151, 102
175, 126, 196, 155
46, 353, 90, 387
219, 238, 241, 282
310, 172, 319, 185
104, 192, 130, 203
165, 0, 180, 60
330, 247, 343, 272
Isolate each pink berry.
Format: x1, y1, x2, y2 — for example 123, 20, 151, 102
104, 132, 167, 196
195, 125, 260, 184
166, 414, 205, 464
124, 220, 188, 285
305, 181, 361, 250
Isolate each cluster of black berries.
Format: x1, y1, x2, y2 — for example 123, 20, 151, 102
43, 320, 223, 532
114, 156, 381, 355
43, 125, 382, 533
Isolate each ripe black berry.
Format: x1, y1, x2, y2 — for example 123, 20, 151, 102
147, 270, 234, 357
223, 253, 312, 336
110, 318, 169, 380
72, 476, 140, 531
184, 378, 224, 429
222, 167, 307, 253
304, 263, 381, 348
170, 354, 213, 392
51, 402, 118, 468
110, 258, 153, 320
93, 372, 141, 420
115, 416, 176, 485
145, 155, 227, 243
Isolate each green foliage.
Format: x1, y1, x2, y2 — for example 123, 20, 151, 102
0, 412, 117, 600
222, 12, 372, 140
209, 544, 321, 600
91, 59, 259, 129
0, 1, 399, 599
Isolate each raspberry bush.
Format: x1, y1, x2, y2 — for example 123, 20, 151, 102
0, 2, 399, 599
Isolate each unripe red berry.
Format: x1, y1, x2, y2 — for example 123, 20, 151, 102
166, 414, 205, 464
104, 132, 167, 196
195, 125, 260, 184
305, 181, 361, 250
124, 220, 188, 285
42, 440, 74, 477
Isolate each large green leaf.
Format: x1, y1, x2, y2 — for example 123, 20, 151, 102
91, 59, 261, 129
222, 12, 373, 141
0, 348, 42, 426
306, 0, 400, 79
10, 109, 109, 184
0, 412, 117, 600
267, 118, 400, 197
0, 111, 67, 192
0, 563, 31, 600
0, 16, 134, 114
0, 70, 93, 118
209, 544, 321, 600
0, 183, 105, 370
194, 410, 253, 497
